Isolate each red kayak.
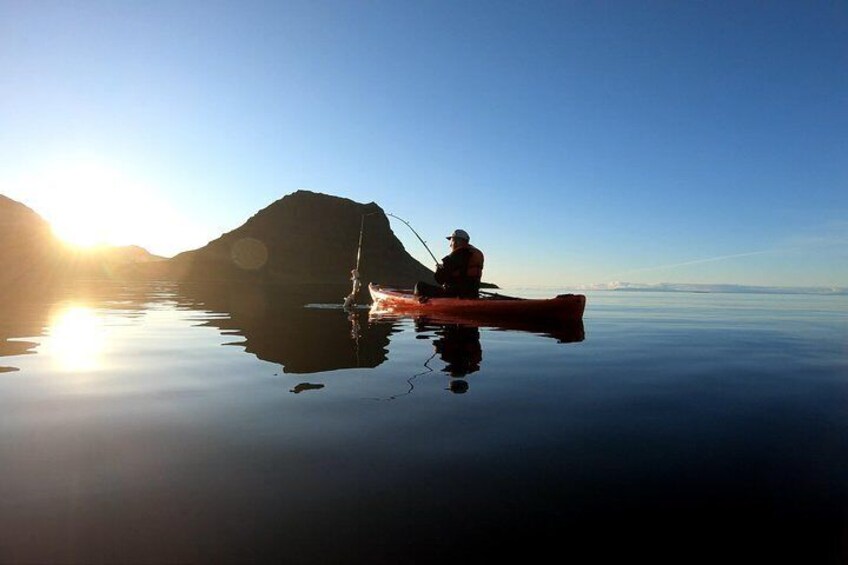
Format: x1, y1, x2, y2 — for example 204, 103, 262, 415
368, 284, 586, 322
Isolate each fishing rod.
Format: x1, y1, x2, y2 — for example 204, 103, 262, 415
343, 214, 368, 309
386, 213, 440, 266
344, 211, 386, 309
354, 214, 365, 273
387, 215, 519, 300
345, 211, 441, 309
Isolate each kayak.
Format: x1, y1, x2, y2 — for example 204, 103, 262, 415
368, 283, 586, 322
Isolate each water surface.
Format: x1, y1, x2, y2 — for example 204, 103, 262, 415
1, 281, 846, 563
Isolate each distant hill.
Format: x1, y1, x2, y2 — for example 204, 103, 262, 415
60, 244, 166, 282
100, 245, 165, 264
579, 281, 848, 296
0, 194, 65, 293
166, 190, 436, 287
0, 194, 165, 295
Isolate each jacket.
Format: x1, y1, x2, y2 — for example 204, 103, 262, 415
435, 244, 485, 298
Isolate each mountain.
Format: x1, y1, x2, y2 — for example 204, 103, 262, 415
1, 190, 476, 292
167, 190, 436, 287
100, 245, 165, 264
0, 194, 65, 293
60, 244, 166, 282
0, 194, 164, 295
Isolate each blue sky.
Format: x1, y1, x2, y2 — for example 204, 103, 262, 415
1, 0, 846, 287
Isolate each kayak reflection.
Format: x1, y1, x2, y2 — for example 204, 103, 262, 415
416, 321, 481, 394
374, 307, 585, 394
371, 309, 586, 345
429, 323, 482, 378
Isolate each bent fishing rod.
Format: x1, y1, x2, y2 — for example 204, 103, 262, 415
345, 212, 509, 305
386, 214, 515, 299
386, 213, 440, 266
345, 212, 452, 308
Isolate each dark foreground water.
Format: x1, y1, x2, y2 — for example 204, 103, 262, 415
1, 281, 846, 563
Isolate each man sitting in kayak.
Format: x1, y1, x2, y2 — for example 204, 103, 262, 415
414, 229, 485, 300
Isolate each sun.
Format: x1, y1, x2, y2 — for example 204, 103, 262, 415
51, 209, 111, 249
7, 155, 209, 257
41, 160, 125, 249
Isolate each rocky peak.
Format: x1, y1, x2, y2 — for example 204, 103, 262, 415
170, 190, 435, 286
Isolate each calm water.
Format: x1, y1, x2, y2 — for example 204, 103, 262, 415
1, 281, 846, 563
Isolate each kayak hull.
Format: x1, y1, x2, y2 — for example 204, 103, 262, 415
368, 283, 586, 322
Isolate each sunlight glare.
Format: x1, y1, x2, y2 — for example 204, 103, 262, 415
43, 159, 123, 248
7, 155, 207, 256
47, 305, 106, 373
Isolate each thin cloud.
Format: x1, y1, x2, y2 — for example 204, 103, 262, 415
785, 220, 848, 249
618, 249, 778, 277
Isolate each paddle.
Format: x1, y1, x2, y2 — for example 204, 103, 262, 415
479, 290, 521, 300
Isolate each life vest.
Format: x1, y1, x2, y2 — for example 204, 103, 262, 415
464, 245, 484, 282
436, 245, 484, 296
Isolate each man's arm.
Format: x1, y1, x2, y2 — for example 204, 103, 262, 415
436, 252, 466, 285
434, 262, 448, 284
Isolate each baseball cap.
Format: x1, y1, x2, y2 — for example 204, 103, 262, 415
446, 229, 470, 241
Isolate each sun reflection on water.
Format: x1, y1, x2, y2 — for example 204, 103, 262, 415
47, 305, 106, 373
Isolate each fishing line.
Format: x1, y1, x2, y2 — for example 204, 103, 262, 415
366, 350, 438, 401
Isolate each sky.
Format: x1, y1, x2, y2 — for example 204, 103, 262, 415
1, 0, 846, 288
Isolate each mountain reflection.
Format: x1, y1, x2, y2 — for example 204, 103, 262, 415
0, 293, 52, 372
1, 281, 584, 385
174, 283, 400, 375
1, 281, 400, 377
0, 280, 164, 372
